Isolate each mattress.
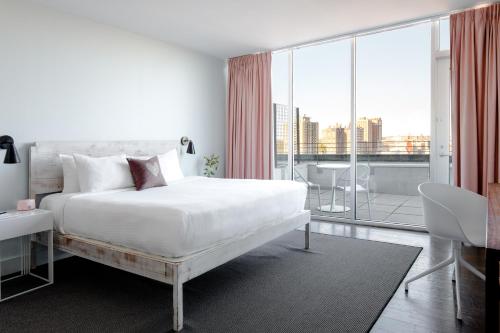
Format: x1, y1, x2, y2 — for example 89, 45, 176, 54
40, 177, 307, 258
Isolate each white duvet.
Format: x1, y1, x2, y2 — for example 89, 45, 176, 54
41, 177, 307, 258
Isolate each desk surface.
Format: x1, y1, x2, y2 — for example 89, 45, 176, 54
487, 183, 500, 250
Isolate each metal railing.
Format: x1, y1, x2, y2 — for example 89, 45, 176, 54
274, 141, 436, 167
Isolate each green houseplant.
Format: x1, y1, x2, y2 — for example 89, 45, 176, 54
203, 154, 219, 177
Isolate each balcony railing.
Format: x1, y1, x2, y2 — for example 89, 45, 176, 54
274, 141, 438, 166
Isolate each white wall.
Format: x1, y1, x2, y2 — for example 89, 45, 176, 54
0, 0, 226, 209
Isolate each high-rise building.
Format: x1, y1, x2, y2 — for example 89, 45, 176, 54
273, 103, 300, 155
299, 115, 319, 154
273, 103, 288, 155
320, 126, 335, 154
356, 117, 382, 153
321, 124, 349, 154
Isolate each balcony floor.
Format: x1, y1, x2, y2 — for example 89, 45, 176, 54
305, 189, 425, 228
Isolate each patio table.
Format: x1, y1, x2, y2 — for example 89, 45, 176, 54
316, 163, 351, 213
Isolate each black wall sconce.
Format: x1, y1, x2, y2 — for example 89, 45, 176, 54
180, 136, 195, 154
0, 135, 20, 164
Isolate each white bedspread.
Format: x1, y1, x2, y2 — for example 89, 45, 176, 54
41, 177, 307, 258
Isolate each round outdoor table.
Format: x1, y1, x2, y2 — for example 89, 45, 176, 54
316, 163, 351, 213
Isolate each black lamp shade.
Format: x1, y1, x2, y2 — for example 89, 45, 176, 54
186, 140, 195, 155
4, 144, 20, 164
0, 135, 21, 164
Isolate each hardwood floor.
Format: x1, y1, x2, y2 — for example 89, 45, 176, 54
308, 220, 487, 333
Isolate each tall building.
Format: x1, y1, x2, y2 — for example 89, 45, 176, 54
299, 115, 319, 154
356, 117, 382, 153
273, 103, 300, 155
321, 124, 349, 154
273, 103, 288, 155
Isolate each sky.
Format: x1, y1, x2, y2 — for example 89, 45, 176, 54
272, 20, 449, 138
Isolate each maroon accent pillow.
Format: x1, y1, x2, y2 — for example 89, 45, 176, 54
127, 156, 167, 191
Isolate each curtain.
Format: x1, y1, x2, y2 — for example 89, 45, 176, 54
451, 4, 500, 195
226, 52, 272, 179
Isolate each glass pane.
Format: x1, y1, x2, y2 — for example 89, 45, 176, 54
272, 51, 291, 180
293, 40, 352, 218
439, 18, 450, 50
356, 22, 431, 227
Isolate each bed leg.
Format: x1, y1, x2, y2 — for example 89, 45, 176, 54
305, 222, 310, 249
173, 266, 184, 331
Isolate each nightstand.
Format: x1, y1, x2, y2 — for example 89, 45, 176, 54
0, 209, 54, 301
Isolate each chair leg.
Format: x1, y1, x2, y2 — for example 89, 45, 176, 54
317, 186, 321, 210
459, 256, 486, 280
453, 241, 462, 320
307, 187, 311, 211
304, 222, 310, 249
405, 241, 483, 321
405, 255, 455, 292
366, 191, 372, 220
343, 188, 346, 216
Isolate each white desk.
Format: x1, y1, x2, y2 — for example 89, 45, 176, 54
0, 209, 53, 302
316, 163, 351, 213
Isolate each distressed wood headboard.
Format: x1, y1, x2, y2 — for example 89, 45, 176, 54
29, 140, 180, 199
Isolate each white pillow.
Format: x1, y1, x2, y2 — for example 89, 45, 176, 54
158, 149, 184, 182
60, 154, 80, 193
73, 153, 134, 192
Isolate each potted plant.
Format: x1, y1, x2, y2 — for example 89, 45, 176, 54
203, 154, 219, 177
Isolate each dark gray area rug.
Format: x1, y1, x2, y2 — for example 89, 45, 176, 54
0, 231, 421, 333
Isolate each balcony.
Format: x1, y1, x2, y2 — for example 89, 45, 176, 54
274, 141, 443, 229
303, 186, 424, 227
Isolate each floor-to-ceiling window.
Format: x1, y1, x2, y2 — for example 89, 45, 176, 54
272, 18, 451, 230
355, 22, 431, 227
272, 51, 291, 181
293, 40, 352, 218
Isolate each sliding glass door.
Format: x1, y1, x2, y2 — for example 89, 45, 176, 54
272, 18, 451, 229
355, 22, 432, 227
293, 40, 352, 218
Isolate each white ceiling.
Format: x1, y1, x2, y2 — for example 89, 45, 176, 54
29, 0, 486, 59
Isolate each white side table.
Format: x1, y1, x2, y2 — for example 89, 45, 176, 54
0, 209, 54, 301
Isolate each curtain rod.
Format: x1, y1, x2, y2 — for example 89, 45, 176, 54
269, 2, 494, 54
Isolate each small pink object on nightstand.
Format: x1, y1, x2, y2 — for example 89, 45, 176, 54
17, 199, 36, 211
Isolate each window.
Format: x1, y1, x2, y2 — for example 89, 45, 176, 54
272, 51, 291, 180
356, 22, 432, 226
272, 19, 451, 230
439, 18, 450, 50
293, 40, 352, 218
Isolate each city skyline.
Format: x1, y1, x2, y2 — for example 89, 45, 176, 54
273, 103, 430, 156
272, 21, 432, 138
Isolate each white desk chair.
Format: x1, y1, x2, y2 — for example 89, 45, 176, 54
294, 168, 321, 211
405, 182, 486, 320
337, 165, 372, 219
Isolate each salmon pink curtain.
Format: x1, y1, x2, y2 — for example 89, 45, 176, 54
451, 4, 500, 195
226, 52, 272, 179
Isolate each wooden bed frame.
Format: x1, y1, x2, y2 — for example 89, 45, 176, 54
29, 141, 311, 331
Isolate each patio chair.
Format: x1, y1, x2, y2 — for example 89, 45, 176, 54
337, 164, 372, 219
404, 182, 486, 320
294, 168, 321, 211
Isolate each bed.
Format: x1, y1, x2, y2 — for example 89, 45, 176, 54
29, 140, 311, 331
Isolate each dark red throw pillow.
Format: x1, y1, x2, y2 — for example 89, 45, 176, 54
127, 156, 167, 191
